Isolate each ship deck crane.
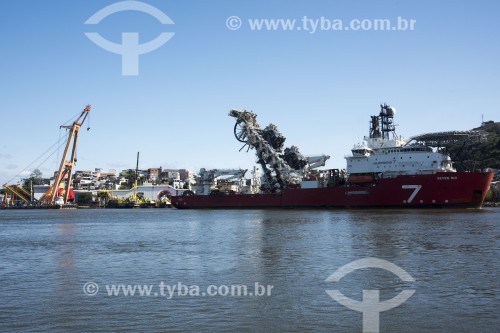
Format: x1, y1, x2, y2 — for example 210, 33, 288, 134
229, 109, 329, 193
305, 155, 330, 169
43, 105, 91, 205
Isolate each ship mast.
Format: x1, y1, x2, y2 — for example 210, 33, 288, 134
369, 103, 397, 140
133, 152, 139, 201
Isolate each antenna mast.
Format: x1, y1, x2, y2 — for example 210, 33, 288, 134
133, 152, 139, 201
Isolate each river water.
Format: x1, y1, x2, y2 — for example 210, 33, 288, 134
0, 208, 498, 332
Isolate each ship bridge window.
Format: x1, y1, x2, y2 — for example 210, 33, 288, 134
352, 149, 371, 156
407, 147, 429, 152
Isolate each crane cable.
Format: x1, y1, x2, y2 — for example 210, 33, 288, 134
32, 138, 70, 177
60, 110, 82, 127
4, 107, 90, 185
4, 132, 69, 184
56, 127, 62, 172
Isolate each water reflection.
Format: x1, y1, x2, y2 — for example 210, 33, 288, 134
0, 208, 497, 332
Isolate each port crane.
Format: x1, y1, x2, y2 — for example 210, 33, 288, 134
229, 109, 329, 193
1, 184, 32, 207
1, 105, 91, 208
43, 105, 91, 205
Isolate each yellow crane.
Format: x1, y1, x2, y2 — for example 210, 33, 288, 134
2, 184, 31, 206
43, 105, 91, 205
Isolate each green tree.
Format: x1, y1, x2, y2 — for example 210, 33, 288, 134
75, 192, 93, 205
119, 169, 146, 189
118, 184, 129, 190
22, 169, 44, 191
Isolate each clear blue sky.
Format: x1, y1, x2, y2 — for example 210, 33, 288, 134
1, 0, 499, 183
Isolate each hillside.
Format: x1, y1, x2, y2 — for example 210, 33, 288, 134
449, 121, 500, 171
472, 121, 500, 170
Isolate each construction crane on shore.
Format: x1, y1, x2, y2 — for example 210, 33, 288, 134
43, 105, 91, 205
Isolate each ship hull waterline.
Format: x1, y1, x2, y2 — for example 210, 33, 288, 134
171, 172, 494, 209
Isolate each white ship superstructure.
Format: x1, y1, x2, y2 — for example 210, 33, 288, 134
346, 104, 455, 177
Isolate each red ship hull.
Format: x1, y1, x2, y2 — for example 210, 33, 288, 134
172, 172, 494, 209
